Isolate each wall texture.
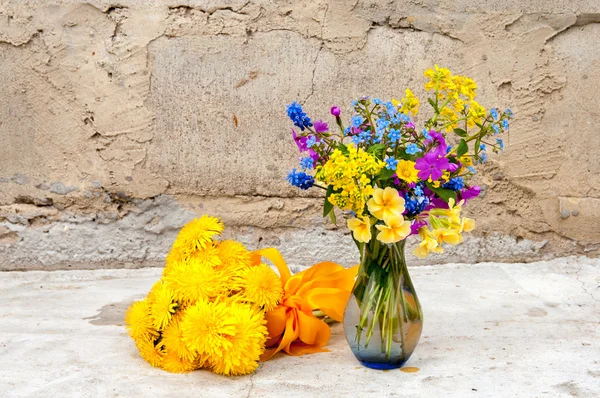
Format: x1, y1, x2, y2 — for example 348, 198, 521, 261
1, 0, 599, 270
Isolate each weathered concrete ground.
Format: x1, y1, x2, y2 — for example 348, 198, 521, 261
0, 256, 598, 397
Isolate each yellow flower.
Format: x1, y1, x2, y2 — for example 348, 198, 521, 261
163, 257, 229, 302
460, 217, 475, 233
467, 100, 487, 128
239, 264, 284, 311
367, 187, 405, 220
161, 313, 196, 362
432, 228, 463, 245
375, 214, 411, 244
396, 160, 419, 184
413, 227, 444, 258
160, 350, 197, 374
125, 299, 159, 341
400, 88, 420, 115
347, 215, 374, 243
209, 304, 268, 376
180, 299, 237, 356
135, 337, 165, 368
446, 198, 465, 224
148, 281, 177, 330
459, 155, 473, 167
171, 215, 224, 256
217, 240, 252, 271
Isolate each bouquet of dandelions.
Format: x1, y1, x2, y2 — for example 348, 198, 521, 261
284, 65, 512, 368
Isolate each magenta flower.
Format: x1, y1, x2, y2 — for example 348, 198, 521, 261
415, 152, 450, 181
424, 130, 448, 156
314, 120, 329, 133
291, 129, 308, 152
447, 163, 459, 173
410, 220, 427, 235
308, 149, 320, 162
330, 106, 341, 117
459, 185, 481, 200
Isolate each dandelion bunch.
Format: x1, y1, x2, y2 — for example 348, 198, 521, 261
125, 215, 283, 376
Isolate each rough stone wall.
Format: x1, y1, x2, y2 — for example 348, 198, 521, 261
1, 0, 599, 270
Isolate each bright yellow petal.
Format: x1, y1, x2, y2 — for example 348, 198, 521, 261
251, 248, 291, 285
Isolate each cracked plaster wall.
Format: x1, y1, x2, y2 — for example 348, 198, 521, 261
1, 0, 600, 270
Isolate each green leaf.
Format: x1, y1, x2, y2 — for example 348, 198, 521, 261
456, 139, 468, 157
336, 143, 349, 155
453, 128, 468, 138
323, 185, 334, 217
367, 144, 386, 159
328, 209, 337, 225
474, 136, 481, 159
377, 167, 396, 181
426, 182, 457, 203
427, 98, 438, 112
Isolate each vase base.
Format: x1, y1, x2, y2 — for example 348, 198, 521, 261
358, 359, 408, 370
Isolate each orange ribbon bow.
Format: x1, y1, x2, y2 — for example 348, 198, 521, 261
250, 248, 358, 361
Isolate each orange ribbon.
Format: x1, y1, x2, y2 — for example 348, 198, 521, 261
250, 248, 358, 360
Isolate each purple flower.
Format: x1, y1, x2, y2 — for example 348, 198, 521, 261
308, 149, 320, 162
330, 106, 341, 117
291, 129, 308, 152
415, 152, 450, 181
447, 163, 459, 173
459, 185, 481, 200
314, 120, 329, 133
424, 130, 448, 157
406, 122, 415, 130
410, 220, 427, 235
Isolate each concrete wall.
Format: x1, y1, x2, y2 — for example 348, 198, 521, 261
1, 0, 599, 270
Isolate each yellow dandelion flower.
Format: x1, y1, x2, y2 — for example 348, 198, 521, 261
125, 299, 159, 341
160, 350, 197, 374
148, 282, 177, 330
396, 160, 419, 184
161, 313, 196, 362
163, 257, 229, 302
192, 243, 222, 268
239, 264, 284, 311
172, 215, 224, 255
217, 240, 252, 271
136, 338, 165, 368
180, 299, 236, 355
164, 246, 187, 274
209, 304, 268, 376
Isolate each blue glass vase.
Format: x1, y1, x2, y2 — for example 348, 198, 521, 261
343, 239, 423, 370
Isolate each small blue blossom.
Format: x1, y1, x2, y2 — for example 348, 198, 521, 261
442, 177, 465, 191
385, 102, 396, 115
388, 128, 401, 142
351, 100, 358, 107
496, 138, 504, 151
502, 119, 509, 130
299, 156, 314, 170
404, 194, 429, 216
398, 113, 410, 123
385, 157, 398, 170
479, 153, 487, 163
306, 136, 318, 148
446, 145, 453, 154
352, 135, 364, 146
480, 143, 486, 152
286, 101, 313, 131
372, 98, 383, 105
414, 184, 424, 197
491, 108, 499, 120
467, 166, 476, 174
406, 143, 422, 155
505, 108, 513, 117
352, 115, 363, 127
493, 124, 500, 134
344, 126, 352, 136
286, 169, 314, 190
373, 131, 384, 144
359, 130, 372, 142
422, 128, 431, 139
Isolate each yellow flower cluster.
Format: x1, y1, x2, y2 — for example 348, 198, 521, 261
315, 145, 385, 215
424, 65, 486, 131
414, 199, 475, 258
348, 187, 411, 244
125, 215, 284, 376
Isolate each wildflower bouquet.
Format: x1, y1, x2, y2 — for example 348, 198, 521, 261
285, 65, 512, 368
125, 215, 357, 376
